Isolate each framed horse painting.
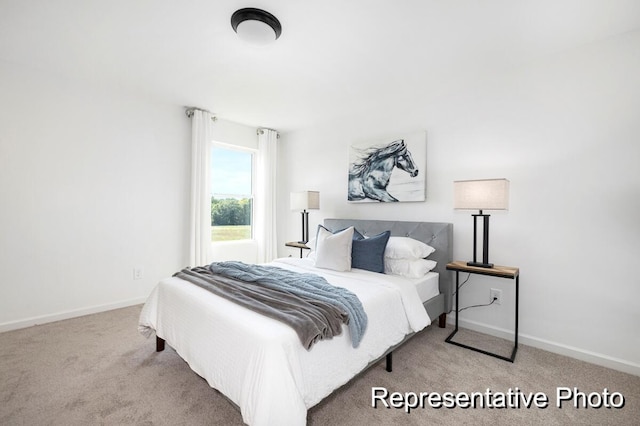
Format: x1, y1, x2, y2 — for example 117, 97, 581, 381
348, 131, 426, 202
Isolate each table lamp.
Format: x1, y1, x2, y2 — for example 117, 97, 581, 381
290, 191, 320, 244
454, 179, 509, 268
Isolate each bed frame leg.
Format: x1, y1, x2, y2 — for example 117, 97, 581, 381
386, 352, 392, 372
156, 336, 165, 352
438, 313, 446, 328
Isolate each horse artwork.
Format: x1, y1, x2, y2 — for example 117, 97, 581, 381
348, 134, 426, 202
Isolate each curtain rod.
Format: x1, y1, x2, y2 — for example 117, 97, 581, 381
185, 107, 217, 121
257, 128, 280, 138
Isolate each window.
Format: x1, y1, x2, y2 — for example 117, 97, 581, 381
210, 144, 255, 242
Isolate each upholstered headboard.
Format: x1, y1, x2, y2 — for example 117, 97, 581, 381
323, 218, 454, 313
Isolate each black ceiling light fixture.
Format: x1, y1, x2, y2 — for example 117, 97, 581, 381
231, 8, 282, 45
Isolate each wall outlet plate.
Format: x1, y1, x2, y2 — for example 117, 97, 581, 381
490, 288, 502, 305
133, 266, 144, 280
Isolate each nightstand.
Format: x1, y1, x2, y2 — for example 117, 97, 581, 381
445, 261, 520, 362
285, 241, 310, 258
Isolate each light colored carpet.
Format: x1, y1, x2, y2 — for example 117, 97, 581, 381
1, 305, 638, 425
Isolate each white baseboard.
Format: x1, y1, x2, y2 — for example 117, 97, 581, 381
0, 297, 146, 333
447, 316, 640, 377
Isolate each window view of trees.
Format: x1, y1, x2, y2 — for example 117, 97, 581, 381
210, 145, 254, 242
211, 197, 251, 226
211, 197, 252, 241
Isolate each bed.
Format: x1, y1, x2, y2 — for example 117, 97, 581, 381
138, 219, 453, 425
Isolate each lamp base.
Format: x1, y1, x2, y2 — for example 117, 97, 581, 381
467, 261, 494, 269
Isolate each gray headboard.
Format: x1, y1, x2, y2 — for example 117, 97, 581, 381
323, 218, 454, 313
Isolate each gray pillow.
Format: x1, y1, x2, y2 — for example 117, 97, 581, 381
352, 229, 391, 273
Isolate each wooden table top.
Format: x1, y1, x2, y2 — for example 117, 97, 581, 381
446, 260, 519, 279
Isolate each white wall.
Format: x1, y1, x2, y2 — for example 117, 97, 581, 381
0, 61, 191, 330
277, 31, 640, 374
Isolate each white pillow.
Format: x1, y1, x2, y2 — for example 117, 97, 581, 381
384, 236, 435, 259
384, 258, 437, 278
306, 237, 317, 260
314, 226, 354, 271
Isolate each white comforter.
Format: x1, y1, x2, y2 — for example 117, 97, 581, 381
138, 258, 431, 426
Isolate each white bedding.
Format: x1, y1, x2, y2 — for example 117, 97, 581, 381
412, 271, 440, 303
138, 258, 432, 426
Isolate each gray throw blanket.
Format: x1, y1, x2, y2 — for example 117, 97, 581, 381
174, 261, 368, 349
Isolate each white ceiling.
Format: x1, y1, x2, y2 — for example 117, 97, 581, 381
2, 0, 640, 132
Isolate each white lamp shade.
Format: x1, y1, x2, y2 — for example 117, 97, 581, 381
454, 179, 509, 210
290, 191, 320, 211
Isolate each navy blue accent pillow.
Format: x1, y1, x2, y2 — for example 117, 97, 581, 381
351, 230, 391, 273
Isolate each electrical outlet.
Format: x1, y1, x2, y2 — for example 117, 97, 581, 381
490, 288, 502, 305
133, 266, 144, 280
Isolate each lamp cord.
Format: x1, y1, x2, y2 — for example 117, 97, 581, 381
454, 273, 499, 311
452, 273, 471, 297
459, 298, 498, 312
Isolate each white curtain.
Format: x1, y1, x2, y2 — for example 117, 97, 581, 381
255, 129, 278, 263
189, 110, 213, 267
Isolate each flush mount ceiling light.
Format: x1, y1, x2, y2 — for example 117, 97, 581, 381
231, 8, 282, 45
